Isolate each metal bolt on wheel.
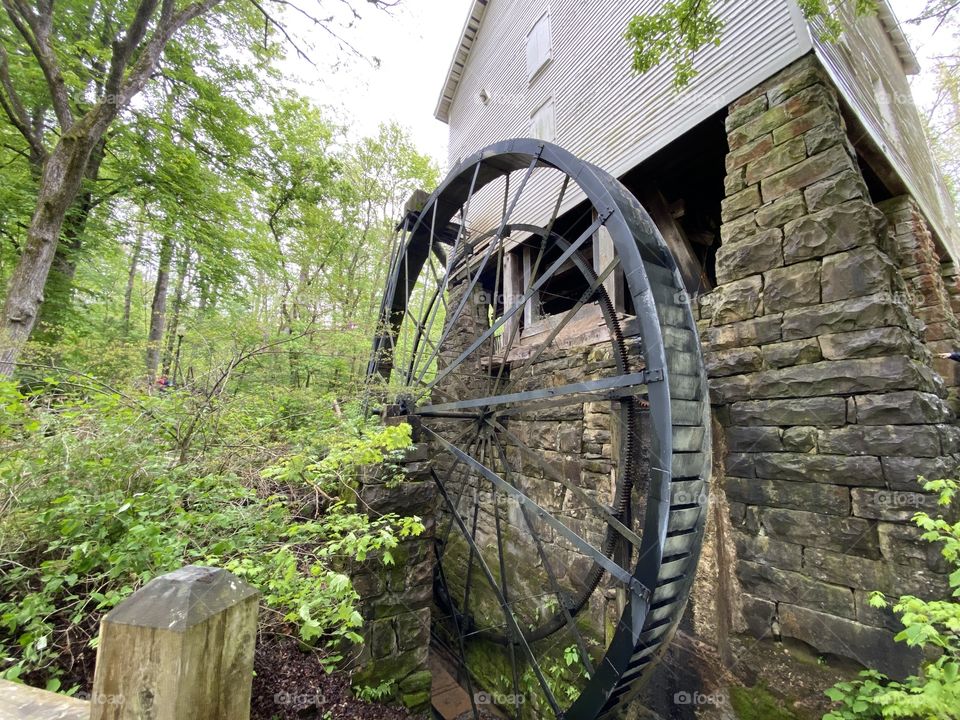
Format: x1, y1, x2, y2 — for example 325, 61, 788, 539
367, 139, 712, 719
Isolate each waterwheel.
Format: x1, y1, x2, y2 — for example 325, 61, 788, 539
367, 139, 712, 719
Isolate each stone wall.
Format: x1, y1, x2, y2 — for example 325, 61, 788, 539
705, 54, 959, 677
878, 195, 960, 402
350, 417, 435, 713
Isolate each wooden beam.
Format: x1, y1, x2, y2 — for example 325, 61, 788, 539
593, 214, 626, 312
0, 680, 88, 720
502, 249, 522, 343
90, 565, 260, 720
639, 189, 713, 297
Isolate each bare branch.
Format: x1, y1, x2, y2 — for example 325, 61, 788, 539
1, 0, 74, 130
257, 0, 392, 66
103, 0, 163, 103
0, 44, 45, 160
908, 1, 960, 25
249, 0, 315, 65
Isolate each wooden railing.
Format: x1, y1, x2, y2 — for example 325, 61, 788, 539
0, 566, 259, 720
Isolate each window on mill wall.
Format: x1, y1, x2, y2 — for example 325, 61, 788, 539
526, 11, 552, 81
530, 98, 555, 142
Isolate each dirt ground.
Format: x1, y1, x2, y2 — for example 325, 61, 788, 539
250, 634, 422, 720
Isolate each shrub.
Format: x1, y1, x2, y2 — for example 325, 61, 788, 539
0, 380, 420, 691
823, 478, 960, 720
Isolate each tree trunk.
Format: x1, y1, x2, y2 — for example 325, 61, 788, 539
0, 0, 227, 378
145, 235, 173, 384
35, 138, 108, 343
123, 222, 146, 337
0, 131, 101, 376
162, 247, 189, 376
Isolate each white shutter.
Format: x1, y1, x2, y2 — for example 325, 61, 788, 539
530, 98, 555, 142
525, 12, 552, 81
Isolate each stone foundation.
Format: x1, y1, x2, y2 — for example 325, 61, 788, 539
878, 195, 960, 402
350, 418, 435, 713
706, 54, 959, 678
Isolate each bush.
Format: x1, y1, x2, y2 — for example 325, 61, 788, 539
0, 379, 419, 692
823, 478, 960, 720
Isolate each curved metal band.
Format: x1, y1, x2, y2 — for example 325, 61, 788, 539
369, 138, 712, 718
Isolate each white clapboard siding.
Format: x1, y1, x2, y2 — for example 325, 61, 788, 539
444, 0, 811, 234
810, 9, 960, 264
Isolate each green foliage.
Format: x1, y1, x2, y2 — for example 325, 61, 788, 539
0, 379, 419, 688
625, 0, 879, 89
354, 679, 395, 702
263, 421, 413, 495
519, 644, 590, 705
625, 1, 725, 90
823, 478, 960, 720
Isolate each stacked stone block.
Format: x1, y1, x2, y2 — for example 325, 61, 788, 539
704, 54, 958, 677
878, 195, 960, 398
350, 418, 435, 713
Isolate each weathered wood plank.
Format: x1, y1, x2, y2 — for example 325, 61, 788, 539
0, 679, 88, 720
90, 565, 259, 720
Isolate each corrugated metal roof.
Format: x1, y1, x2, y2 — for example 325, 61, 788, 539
434, 0, 488, 123
875, 1, 920, 75
433, 0, 919, 123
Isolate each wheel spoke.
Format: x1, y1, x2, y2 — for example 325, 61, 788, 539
508, 255, 621, 381
491, 419, 644, 551
419, 371, 656, 416
492, 484, 523, 717
489, 432, 596, 675
435, 425, 487, 560
405, 163, 482, 386
420, 213, 607, 399
432, 466, 565, 718
414, 156, 541, 390
425, 426, 647, 595
434, 547, 481, 718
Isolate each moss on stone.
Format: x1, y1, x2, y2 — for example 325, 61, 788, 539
730, 684, 800, 720
401, 690, 431, 711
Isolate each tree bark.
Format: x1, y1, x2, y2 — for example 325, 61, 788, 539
162, 246, 188, 376
0, 130, 100, 375
123, 221, 146, 337
35, 137, 108, 342
0, 0, 225, 377
145, 235, 173, 383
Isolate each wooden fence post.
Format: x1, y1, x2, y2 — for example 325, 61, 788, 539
89, 565, 259, 720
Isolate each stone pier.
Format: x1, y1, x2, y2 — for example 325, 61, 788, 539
705, 55, 959, 677
350, 416, 436, 713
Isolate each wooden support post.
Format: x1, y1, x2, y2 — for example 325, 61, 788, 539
639, 189, 713, 297
521, 246, 537, 327
502, 249, 522, 343
89, 565, 259, 720
592, 215, 625, 312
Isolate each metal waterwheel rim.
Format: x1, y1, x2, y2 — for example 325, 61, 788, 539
366, 139, 712, 719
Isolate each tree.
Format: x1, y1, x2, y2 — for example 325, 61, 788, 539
0, 0, 223, 377
0, 0, 398, 377
623, 1, 960, 90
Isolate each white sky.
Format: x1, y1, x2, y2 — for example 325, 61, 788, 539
285, 0, 473, 168
889, 0, 955, 113
287, 0, 951, 170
